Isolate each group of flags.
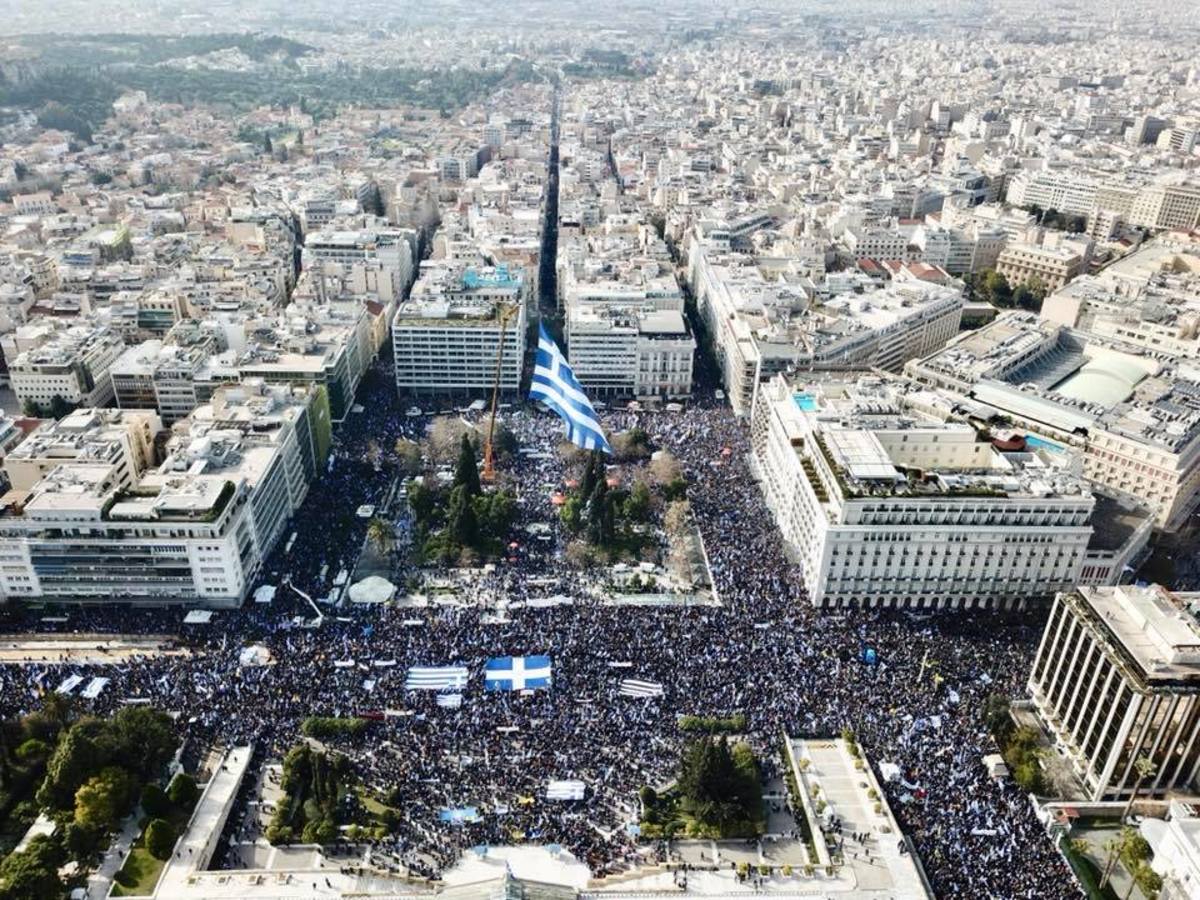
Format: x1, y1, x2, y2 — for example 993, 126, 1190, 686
440, 780, 588, 823
402, 656, 554, 694
401, 658, 664, 700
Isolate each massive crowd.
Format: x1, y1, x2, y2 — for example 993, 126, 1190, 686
0, 352, 1080, 899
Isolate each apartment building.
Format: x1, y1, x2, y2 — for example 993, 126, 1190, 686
0, 382, 328, 607
301, 226, 419, 305
392, 262, 528, 396
688, 223, 963, 415
1006, 170, 1099, 216
750, 373, 1095, 609
205, 307, 372, 423
8, 322, 126, 412
111, 333, 222, 424
1029, 584, 1200, 801
565, 307, 694, 399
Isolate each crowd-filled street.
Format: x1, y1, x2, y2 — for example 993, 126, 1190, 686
0, 351, 1078, 899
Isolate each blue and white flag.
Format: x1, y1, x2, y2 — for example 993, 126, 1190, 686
529, 324, 612, 454
618, 678, 663, 699
405, 665, 468, 691
439, 807, 480, 824
485, 655, 552, 691
545, 780, 586, 801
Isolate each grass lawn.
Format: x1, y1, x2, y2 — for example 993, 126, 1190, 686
111, 792, 196, 897
359, 791, 390, 817
111, 845, 165, 897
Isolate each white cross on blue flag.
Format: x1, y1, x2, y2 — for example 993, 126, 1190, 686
484, 655, 552, 691
529, 324, 612, 454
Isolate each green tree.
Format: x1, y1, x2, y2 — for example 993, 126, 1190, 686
62, 820, 102, 861
980, 269, 1012, 308
140, 782, 171, 819
74, 766, 136, 832
454, 433, 482, 497
678, 737, 761, 835
0, 834, 65, 900
447, 485, 479, 549
263, 133, 273, 154
407, 480, 438, 525
624, 481, 652, 522
167, 772, 199, 809
579, 451, 601, 499
144, 818, 177, 860
38, 722, 106, 811
474, 489, 515, 539
111, 706, 178, 780
14, 737, 50, 765
586, 476, 611, 546
48, 395, 73, 420
560, 495, 582, 532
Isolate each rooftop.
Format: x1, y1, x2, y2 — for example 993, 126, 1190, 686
1076, 585, 1200, 682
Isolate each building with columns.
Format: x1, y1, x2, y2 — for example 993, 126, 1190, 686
1029, 584, 1200, 801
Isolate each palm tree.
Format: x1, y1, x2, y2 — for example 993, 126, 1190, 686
366, 518, 393, 557
1101, 756, 1157, 889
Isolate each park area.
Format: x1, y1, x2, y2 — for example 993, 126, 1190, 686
639, 735, 765, 840
357, 413, 716, 609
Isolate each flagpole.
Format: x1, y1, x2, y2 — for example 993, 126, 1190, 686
483, 302, 517, 482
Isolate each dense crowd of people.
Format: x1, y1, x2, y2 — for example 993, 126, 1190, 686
0, 352, 1081, 899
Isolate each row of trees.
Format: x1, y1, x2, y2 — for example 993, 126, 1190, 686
21, 396, 76, 421
1022, 205, 1088, 234
266, 745, 351, 846
0, 701, 180, 899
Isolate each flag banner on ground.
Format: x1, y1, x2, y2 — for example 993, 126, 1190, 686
333, 660, 355, 669
405, 666, 469, 691
545, 780, 586, 801
80, 677, 109, 699
607, 661, 634, 668
485, 655, 552, 691
439, 807, 480, 824
55, 675, 84, 695
618, 678, 664, 699
437, 693, 463, 709
529, 324, 612, 454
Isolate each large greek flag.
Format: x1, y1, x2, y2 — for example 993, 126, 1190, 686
485, 655, 552, 691
405, 666, 468, 691
529, 324, 612, 454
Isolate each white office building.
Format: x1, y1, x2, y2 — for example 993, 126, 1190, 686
8, 322, 126, 413
566, 307, 693, 399
392, 262, 528, 396
0, 382, 328, 607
